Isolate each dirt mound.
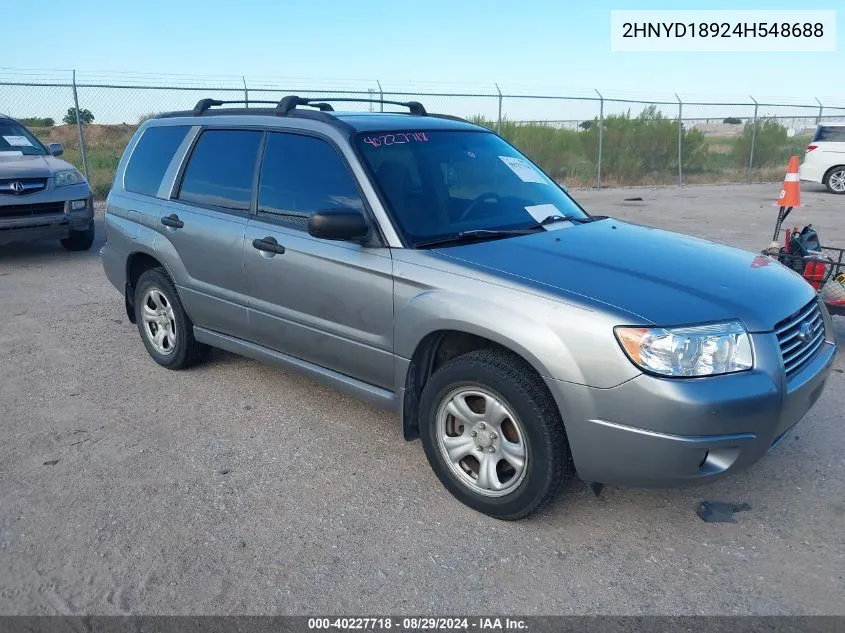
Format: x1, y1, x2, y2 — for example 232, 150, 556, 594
46, 124, 137, 150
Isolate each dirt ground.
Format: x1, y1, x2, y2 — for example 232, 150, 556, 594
0, 183, 843, 615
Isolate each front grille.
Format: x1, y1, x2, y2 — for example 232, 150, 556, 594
775, 299, 825, 377
0, 178, 48, 196
0, 201, 65, 218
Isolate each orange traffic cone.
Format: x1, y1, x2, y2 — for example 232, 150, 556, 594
770, 156, 802, 247
776, 156, 801, 208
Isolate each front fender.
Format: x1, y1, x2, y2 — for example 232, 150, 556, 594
392, 266, 643, 391
395, 288, 587, 383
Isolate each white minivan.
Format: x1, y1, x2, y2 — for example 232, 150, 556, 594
799, 123, 845, 194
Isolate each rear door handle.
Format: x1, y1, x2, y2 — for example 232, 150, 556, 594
252, 236, 286, 255
161, 214, 184, 228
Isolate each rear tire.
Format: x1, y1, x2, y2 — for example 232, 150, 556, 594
134, 268, 208, 370
823, 166, 845, 194
60, 222, 95, 251
418, 348, 575, 520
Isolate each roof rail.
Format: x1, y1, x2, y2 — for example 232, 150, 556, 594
275, 95, 426, 117
191, 98, 334, 116
192, 99, 273, 115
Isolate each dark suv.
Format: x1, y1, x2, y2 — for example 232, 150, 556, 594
101, 96, 835, 519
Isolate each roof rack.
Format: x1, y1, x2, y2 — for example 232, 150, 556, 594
187, 95, 427, 118
191, 98, 335, 116
160, 95, 444, 125
274, 95, 426, 116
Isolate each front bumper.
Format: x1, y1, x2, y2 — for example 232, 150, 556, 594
0, 191, 94, 245
548, 330, 836, 488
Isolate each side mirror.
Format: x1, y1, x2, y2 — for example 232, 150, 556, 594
48, 143, 63, 156
308, 208, 369, 241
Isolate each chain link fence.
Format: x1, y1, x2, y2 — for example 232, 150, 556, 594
2, 72, 843, 198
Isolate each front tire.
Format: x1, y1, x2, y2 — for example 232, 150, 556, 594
823, 166, 845, 194
418, 349, 575, 520
134, 268, 208, 370
60, 222, 95, 251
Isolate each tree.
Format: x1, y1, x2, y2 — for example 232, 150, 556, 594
722, 117, 743, 125
63, 107, 94, 125
578, 120, 594, 130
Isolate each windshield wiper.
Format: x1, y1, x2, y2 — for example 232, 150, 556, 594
414, 215, 602, 248
415, 228, 537, 249
537, 214, 594, 226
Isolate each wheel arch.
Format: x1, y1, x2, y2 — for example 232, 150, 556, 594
399, 327, 566, 442
124, 250, 178, 324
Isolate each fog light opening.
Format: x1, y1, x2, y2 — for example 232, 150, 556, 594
71, 199, 87, 210
699, 447, 741, 475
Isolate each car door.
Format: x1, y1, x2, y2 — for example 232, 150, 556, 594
243, 131, 394, 389
154, 128, 262, 338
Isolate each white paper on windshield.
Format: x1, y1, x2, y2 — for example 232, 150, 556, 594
3, 135, 33, 147
524, 204, 573, 230
498, 156, 547, 184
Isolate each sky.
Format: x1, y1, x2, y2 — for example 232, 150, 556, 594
1, 0, 843, 123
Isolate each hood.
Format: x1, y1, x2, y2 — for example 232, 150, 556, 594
432, 219, 815, 332
0, 153, 76, 179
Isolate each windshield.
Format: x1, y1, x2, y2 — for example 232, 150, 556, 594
355, 130, 588, 246
0, 120, 49, 156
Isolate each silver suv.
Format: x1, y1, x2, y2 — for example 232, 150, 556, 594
101, 96, 836, 519
0, 114, 94, 249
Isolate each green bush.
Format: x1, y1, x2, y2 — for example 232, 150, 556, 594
732, 118, 809, 168
18, 117, 54, 127
471, 116, 595, 183
470, 107, 809, 185
476, 107, 708, 185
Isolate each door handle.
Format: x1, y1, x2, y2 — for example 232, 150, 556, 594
161, 214, 184, 228
252, 236, 286, 254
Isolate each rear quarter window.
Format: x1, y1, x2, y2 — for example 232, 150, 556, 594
813, 126, 845, 143
124, 125, 190, 197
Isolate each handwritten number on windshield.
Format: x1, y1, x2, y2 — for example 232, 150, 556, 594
363, 132, 429, 148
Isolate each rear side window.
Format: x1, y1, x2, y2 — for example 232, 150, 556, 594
124, 125, 190, 196
257, 132, 363, 227
813, 126, 845, 142
177, 129, 262, 211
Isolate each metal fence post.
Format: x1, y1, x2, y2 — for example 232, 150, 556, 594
595, 89, 604, 189
242, 76, 249, 108
748, 95, 759, 183
495, 83, 503, 133
675, 93, 683, 186
71, 70, 90, 181
815, 96, 823, 124
377, 80, 383, 112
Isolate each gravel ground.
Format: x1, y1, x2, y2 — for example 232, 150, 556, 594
0, 183, 843, 615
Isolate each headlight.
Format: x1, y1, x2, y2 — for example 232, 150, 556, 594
615, 321, 753, 377
54, 169, 85, 187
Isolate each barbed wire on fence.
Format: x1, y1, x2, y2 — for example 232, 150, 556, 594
2, 68, 844, 197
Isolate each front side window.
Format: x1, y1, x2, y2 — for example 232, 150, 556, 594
257, 132, 363, 227
0, 120, 48, 156
177, 129, 262, 211
355, 130, 587, 245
